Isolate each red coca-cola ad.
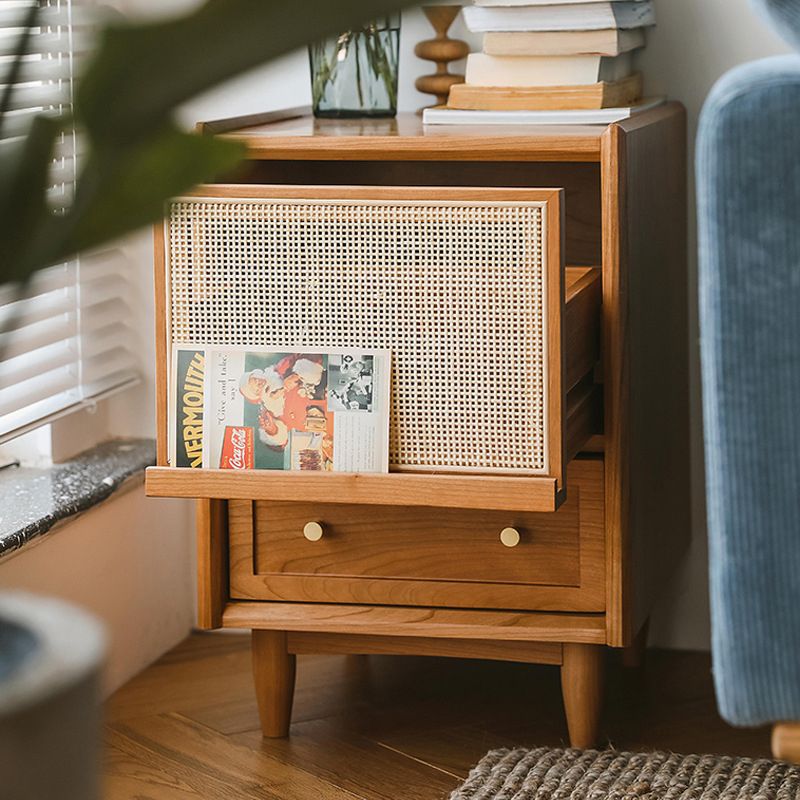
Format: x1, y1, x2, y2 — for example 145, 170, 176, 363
219, 426, 254, 470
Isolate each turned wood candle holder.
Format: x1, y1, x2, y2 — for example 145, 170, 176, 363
415, 5, 469, 111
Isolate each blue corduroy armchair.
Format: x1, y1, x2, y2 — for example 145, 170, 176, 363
698, 0, 800, 760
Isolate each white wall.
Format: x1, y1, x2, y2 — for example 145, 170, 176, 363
3, 2, 790, 691
0, 485, 194, 693
637, 1, 791, 650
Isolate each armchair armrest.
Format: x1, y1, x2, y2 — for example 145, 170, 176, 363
698, 54, 800, 726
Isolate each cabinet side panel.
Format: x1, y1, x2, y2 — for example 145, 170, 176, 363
197, 498, 229, 629
602, 103, 691, 646
154, 221, 169, 466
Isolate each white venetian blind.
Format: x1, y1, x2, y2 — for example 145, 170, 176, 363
0, 0, 139, 442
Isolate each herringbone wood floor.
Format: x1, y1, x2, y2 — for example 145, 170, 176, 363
104, 632, 770, 800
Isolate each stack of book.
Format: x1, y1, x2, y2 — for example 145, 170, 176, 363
423, 0, 660, 126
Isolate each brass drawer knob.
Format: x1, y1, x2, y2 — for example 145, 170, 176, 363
303, 521, 324, 542
500, 527, 521, 548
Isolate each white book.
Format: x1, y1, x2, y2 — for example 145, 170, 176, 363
462, 2, 655, 32
483, 28, 645, 56
422, 97, 665, 126
475, 0, 645, 4
465, 52, 633, 87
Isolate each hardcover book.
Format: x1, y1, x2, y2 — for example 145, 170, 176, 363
464, 52, 633, 87
422, 96, 664, 125
462, 1, 656, 32
482, 28, 645, 56
447, 73, 642, 111
170, 346, 391, 473
474, 0, 647, 4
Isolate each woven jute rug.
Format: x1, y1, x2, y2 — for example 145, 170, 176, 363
449, 747, 800, 800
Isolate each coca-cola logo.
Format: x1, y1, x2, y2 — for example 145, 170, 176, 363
227, 428, 249, 469
220, 426, 254, 470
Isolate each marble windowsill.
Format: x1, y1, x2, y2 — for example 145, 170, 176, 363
0, 439, 156, 562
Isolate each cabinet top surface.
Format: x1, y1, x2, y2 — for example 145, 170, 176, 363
198, 102, 683, 162
198, 105, 679, 163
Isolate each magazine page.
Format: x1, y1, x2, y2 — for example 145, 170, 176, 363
172, 346, 390, 473
170, 347, 206, 469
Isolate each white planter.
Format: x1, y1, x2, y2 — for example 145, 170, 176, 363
0, 592, 106, 800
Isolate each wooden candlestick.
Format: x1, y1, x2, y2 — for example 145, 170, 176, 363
414, 5, 469, 112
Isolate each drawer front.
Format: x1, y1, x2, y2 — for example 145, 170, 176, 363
229, 458, 605, 612
254, 502, 580, 587
152, 184, 601, 512
158, 185, 602, 513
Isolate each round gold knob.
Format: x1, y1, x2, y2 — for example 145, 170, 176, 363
303, 521, 324, 542
500, 527, 521, 548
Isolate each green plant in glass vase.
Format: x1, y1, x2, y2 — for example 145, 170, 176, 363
310, 15, 401, 118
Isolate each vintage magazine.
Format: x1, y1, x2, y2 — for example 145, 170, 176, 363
170, 346, 390, 473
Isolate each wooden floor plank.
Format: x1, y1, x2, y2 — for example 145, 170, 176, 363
105, 744, 206, 800
106, 634, 255, 724
232, 717, 461, 800
107, 727, 265, 800
374, 723, 546, 779
191, 649, 485, 737
188, 650, 379, 735
111, 713, 361, 800
104, 632, 772, 800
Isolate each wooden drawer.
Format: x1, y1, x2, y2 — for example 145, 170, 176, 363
147, 268, 601, 514
148, 186, 604, 515
229, 457, 604, 612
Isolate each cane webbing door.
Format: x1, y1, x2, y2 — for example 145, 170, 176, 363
158, 185, 565, 485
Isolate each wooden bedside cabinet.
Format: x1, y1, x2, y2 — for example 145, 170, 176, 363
146, 104, 690, 748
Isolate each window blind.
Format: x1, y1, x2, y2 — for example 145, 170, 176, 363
0, 0, 139, 443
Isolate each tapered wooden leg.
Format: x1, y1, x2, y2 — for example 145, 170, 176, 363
561, 643, 604, 749
773, 723, 800, 763
251, 630, 296, 738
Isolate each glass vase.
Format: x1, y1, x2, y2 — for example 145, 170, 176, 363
309, 16, 401, 119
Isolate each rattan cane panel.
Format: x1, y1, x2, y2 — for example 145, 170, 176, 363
167, 198, 549, 473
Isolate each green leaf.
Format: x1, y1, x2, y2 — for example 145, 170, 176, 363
76, 0, 415, 142
0, 114, 60, 282
50, 126, 245, 260
0, 0, 420, 281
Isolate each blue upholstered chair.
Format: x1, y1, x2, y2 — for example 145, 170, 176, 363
697, 0, 800, 760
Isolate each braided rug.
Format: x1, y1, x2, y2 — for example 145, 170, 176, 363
449, 747, 800, 800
